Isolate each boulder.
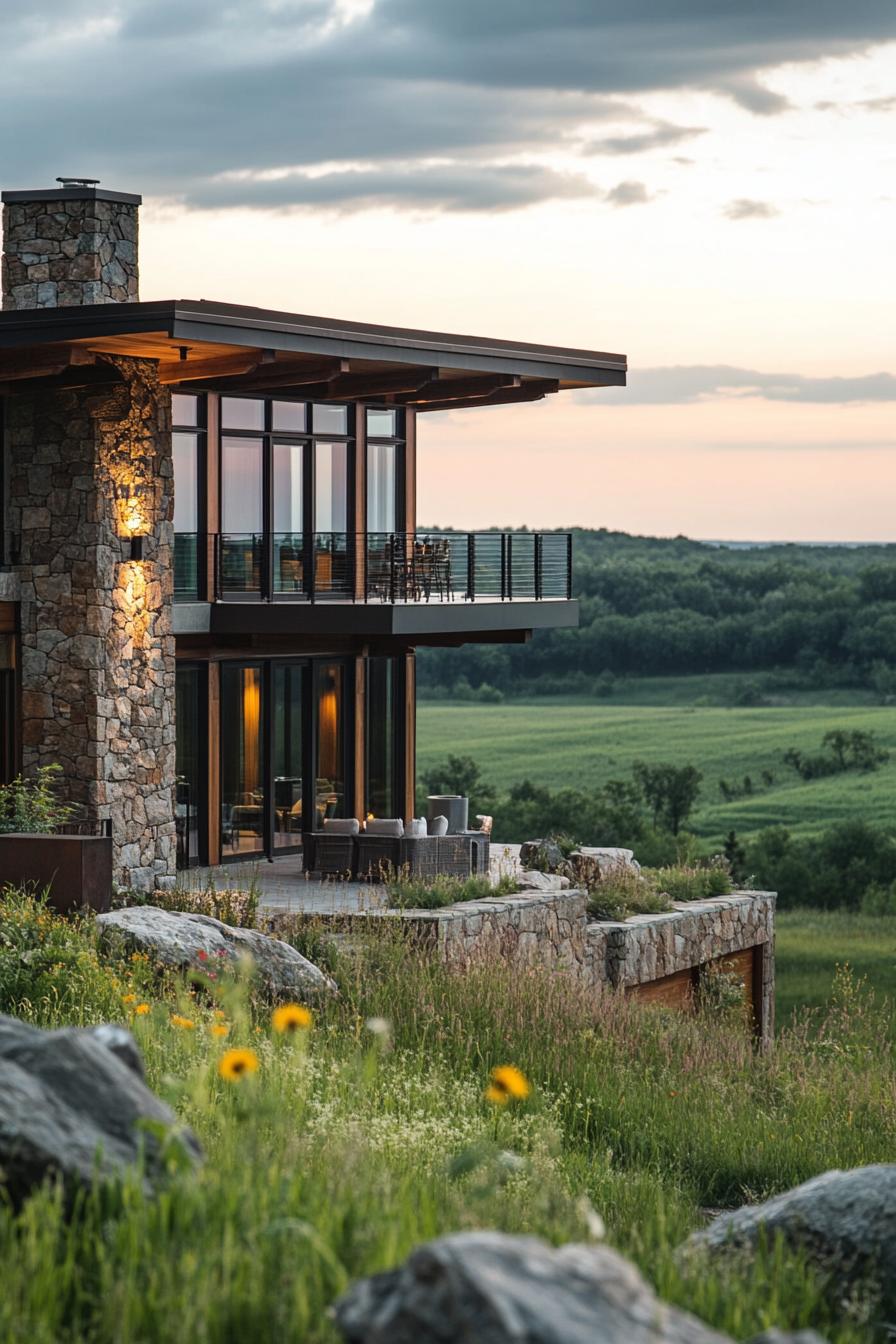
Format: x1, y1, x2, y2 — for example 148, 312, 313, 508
519, 839, 565, 872
685, 1165, 896, 1319
571, 847, 640, 875
513, 870, 571, 892
96, 906, 337, 1001
0, 1013, 201, 1205
332, 1230, 735, 1343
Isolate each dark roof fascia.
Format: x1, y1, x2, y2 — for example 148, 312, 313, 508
0, 299, 626, 384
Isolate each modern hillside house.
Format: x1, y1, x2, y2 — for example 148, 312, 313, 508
0, 182, 626, 888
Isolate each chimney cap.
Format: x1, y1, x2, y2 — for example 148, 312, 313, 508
2, 183, 141, 206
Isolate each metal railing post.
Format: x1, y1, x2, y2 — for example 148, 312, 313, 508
466, 533, 476, 601
566, 532, 573, 600
534, 533, 543, 600
506, 533, 513, 600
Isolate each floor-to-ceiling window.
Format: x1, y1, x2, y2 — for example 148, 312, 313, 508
272, 663, 304, 849
215, 657, 349, 860
172, 393, 205, 600
221, 663, 265, 857
175, 664, 202, 867
219, 397, 355, 599
315, 662, 345, 822
366, 656, 397, 818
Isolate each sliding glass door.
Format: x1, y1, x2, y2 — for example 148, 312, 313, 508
218, 658, 348, 861
221, 663, 265, 857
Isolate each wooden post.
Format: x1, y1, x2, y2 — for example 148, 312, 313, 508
402, 651, 416, 820
206, 660, 221, 867
353, 403, 366, 600
203, 394, 220, 603
353, 652, 367, 821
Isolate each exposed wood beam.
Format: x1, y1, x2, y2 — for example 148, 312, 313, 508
0, 362, 123, 397
200, 357, 350, 393
325, 367, 438, 400
414, 380, 559, 413
158, 352, 265, 384
0, 342, 97, 382
394, 373, 520, 405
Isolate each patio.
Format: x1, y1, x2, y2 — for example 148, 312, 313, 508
186, 845, 522, 914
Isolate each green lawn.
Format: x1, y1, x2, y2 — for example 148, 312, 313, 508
418, 696, 896, 844
776, 909, 896, 1028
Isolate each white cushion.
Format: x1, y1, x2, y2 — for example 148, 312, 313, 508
428, 814, 449, 836
405, 818, 427, 839
322, 818, 360, 835
365, 818, 404, 838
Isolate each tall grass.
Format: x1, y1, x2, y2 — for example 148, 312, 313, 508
0, 908, 893, 1342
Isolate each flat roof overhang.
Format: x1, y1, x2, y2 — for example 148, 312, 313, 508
173, 598, 579, 639
0, 299, 625, 409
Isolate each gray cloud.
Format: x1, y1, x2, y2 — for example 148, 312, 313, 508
724, 198, 780, 220
188, 163, 599, 212
714, 75, 793, 115
605, 180, 652, 207
582, 121, 707, 155
588, 365, 896, 405
0, 1, 893, 212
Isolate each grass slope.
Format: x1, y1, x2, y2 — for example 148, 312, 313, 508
418, 698, 896, 844
776, 909, 896, 1026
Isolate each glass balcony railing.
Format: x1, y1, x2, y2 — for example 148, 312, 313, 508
172, 531, 573, 604
173, 533, 199, 600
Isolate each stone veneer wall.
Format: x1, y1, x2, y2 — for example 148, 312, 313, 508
2, 195, 139, 308
6, 356, 176, 889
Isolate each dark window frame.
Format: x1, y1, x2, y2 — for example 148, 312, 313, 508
172, 394, 208, 601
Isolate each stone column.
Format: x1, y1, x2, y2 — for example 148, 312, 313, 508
6, 356, 176, 890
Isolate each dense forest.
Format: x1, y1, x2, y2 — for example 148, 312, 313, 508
417, 529, 896, 698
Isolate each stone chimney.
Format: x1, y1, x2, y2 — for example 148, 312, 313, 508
1, 179, 140, 310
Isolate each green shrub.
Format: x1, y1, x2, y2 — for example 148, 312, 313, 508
0, 764, 73, 834
386, 870, 515, 910
0, 886, 123, 1023
649, 862, 733, 902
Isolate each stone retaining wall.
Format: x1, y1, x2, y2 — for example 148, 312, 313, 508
280, 887, 776, 1043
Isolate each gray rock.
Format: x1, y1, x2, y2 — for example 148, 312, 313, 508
685, 1165, 896, 1318
514, 870, 571, 892
572, 847, 640, 875
97, 905, 337, 1001
0, 1014, 201, 1205
746, 1333, 830, 1344
332, 1230, 734, 1343
519, 839, 565, 872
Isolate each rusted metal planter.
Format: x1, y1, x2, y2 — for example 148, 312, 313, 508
0, 834, 113, 914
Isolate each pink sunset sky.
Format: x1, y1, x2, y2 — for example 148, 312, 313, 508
5, 3, 895, 541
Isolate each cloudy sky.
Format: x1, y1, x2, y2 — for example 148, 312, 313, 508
3, 1, 895, 539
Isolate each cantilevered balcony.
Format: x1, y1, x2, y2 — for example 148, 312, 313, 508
172, 531, 578, 639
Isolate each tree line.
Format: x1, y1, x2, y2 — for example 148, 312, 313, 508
417, 529, 896, 697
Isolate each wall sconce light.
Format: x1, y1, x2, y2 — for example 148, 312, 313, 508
113, 481, 151, 560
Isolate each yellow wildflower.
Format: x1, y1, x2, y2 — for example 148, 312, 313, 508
133, 1003, 151, 1016
272, 1003, 313, 1034
210, 1023, 229, 1039
485, 1065, 531, 1106
170, 1014, 195, 1030
218, 1048, 259, 1082
121, 993, 137, 1005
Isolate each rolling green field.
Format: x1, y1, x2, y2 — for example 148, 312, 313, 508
776, 910, 896, 1028
417, 695, 896, 845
